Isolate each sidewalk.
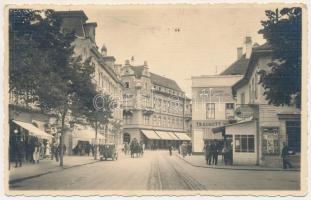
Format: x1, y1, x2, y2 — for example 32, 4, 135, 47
176, 153, 300, 172
9, 155, 99, 184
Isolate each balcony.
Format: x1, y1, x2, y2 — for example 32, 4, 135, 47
234, 104, 259, 121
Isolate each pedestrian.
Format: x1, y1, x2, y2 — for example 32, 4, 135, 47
181, 143, 187, 157
212, 141, 219, 165
187, 143, 192, 156
33, 142, 40, 164
169, 145, 173, 156
45, 142, 51, 158
203, 143, 208, 164
222, 142, 229, 165
207, 142, 213, 165
54, 143, 60, 162
40, 142, 45, 159
15, 137, 24, 168
281, 142, 292, 169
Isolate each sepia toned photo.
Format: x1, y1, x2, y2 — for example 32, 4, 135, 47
3, 3, 307, 196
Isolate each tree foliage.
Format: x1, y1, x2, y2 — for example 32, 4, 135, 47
9, 9, 114, 165
258, 7, 302, 108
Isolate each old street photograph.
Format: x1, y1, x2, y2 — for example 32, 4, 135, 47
5, 4, 305, 193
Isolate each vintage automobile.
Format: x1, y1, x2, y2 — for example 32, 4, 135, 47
99, 143, 118, 161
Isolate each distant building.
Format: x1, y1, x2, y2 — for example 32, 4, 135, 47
56, 11, 124, 154
212, 43, 301, 168
121, 60, 191, 149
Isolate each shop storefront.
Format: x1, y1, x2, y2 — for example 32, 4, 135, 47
212, 110, 301, 168
9, 120, 54, 164
140, 129, 190, 149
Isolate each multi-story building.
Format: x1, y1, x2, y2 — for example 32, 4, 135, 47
212, 42, 301, 168
56, 11, 124, 154
121, 60, 191, 149
190, 37, 256, 153
191, 75, 243, 153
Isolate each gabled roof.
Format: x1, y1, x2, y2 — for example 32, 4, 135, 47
232, 43, 273, 93
150, 72, 182, 92
220, 54, 250, 76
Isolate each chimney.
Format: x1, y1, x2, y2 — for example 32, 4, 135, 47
125, 60, 130, 66
144, 61, 148, 67
245, 36, 252, 59
83, 22, 97, 42
237, 47, 243, 60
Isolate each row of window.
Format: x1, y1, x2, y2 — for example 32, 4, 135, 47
97, 70, 122, 99
153, 97, 185, 114
205, 103, 235, 119
123, 114, 185, 129
124, 81, 184, 98
235, 135, 255, 153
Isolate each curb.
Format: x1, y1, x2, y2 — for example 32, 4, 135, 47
175, 154, 300, 172
9, 160, 100, 185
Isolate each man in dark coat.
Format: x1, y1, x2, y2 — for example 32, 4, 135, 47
15, 137, 24, 167
206, 142, 213, 165
281, 142, 292, 169
212, 141, 219, 165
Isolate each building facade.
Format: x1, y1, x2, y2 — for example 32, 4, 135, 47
213, 43, 301, 168
121, 61, 191, 149
191, 75, 242, 153
56, 11, 124, 154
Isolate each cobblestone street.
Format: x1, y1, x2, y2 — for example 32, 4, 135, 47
9, 151, 300, 191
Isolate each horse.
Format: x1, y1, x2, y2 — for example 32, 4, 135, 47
130, 140, 143, 158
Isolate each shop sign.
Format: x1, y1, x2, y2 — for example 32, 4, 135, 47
193, 120, 227, 128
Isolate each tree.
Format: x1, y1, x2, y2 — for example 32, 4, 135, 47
9, 9, 114, 166
258, 7, 302, 108
84, 94, 114, 160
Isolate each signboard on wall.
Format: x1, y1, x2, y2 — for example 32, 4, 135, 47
192, 120, 227, 129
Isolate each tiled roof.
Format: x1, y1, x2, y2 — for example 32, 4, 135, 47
130, 65, 145, 79
128, 65, 183, 92
150, 72, 182, 92
220, 54, 250, 76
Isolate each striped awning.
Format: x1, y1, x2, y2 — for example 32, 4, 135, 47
13, 120, 53, 140
154, 130, 173, 140
167, 131, 180, 140
174, 132, 191, 141
141, 130, 161, 140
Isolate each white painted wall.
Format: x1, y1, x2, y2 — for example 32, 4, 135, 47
192, 129, 204, 153
226, 121, 257, 165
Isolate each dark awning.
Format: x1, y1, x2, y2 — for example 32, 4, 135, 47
212, 126, 225, 134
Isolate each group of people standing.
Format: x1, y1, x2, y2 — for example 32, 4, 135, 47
204, 140, 233, 165
179, 142, 192, 157
10, 134, 65, 168
73, 143, 94, 156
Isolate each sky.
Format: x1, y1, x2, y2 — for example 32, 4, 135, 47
77, 5, 280, 96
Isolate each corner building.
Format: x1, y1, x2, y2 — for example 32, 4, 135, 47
56, 11, 124, 154
121, 61, 191, 149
